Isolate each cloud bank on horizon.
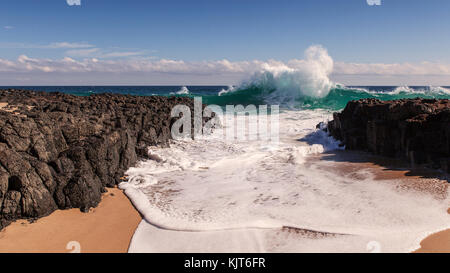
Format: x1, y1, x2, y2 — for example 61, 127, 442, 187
1, 44, 450, 86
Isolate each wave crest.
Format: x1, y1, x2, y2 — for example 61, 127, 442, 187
202, 45, 450, 109
227, 45, 334, 105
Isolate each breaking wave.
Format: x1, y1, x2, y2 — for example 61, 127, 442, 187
199, 46, 450, 110
203, 83, 450, 111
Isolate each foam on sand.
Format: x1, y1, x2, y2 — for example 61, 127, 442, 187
120, 110, 450, 253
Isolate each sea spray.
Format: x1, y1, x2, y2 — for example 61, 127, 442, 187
199, 46, 450, 109
170, 86, 190, 95
210, 45, 335, 106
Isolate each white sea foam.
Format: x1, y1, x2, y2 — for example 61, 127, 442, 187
219, 45, 335, 105
257, 45, 334, 99
347, 85, 450, 96
218, 85, 236, 96
386, 85, 450, 95
121, 110, 450, 253
170, 86, 190, 95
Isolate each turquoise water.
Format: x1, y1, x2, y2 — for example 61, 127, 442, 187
2, 85, 449, 111
297, 86, 450, 110
202, 85, 450, 110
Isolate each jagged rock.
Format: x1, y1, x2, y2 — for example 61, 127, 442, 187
0, 89, 199, 230
326, 98, 450, 173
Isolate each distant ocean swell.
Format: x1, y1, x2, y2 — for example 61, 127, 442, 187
3, 84, 449, 111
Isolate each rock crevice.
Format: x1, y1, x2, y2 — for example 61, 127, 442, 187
0, 89, 196, 229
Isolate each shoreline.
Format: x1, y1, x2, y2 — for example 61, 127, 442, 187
414, 208, 450, 253
314, 151, 450, 253
1, 96, 449, 253
0, 188, 141, 253
0, 182, 447, 253
415, 228, 450, 253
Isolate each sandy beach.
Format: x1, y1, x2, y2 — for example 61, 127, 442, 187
415, 228, 450, 253
0, 188, 141, 253
0, 151, 447, 253
314, 151, 450, 253
414, 208, 450, 253
0, 184, 447, 253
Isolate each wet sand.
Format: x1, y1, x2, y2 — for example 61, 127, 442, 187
0, 188, 141, 253
415, 229, 450, 253
315, 150, 450, 253
0, 148, 447, 253
415, 208, 450, 253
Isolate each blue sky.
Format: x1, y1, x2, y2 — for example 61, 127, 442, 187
1, 0, 450, 85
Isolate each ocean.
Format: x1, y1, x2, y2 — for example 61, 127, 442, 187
4, 83, 450, 252
3, 85, 450, 110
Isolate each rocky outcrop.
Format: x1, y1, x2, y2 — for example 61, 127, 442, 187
0, 89, 198, 230
326, 98, 450, 173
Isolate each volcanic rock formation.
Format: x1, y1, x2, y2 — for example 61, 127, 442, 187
0, 89, 198, 230
326, 98, 450, 173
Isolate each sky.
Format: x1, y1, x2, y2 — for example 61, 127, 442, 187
1, 0, 450, 85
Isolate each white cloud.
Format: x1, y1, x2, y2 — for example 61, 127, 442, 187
64, 48, 146, 59
0, 41, 146, 59
3, 26, 14, 30
0, 53, 450, 85
0, 41, 94, 49
101, 51, 145, 58
46, 42, 93, 49
65, 48, 100, 57
333, 61, 450, 76
0, 55, 265, 76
